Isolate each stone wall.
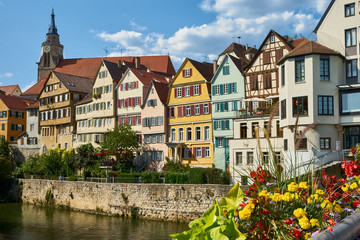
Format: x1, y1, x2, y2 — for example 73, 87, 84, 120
20, 179, 232, 222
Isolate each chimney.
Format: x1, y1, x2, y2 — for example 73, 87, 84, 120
246, 44, 248, 50
147, 68, 151, 73
254, 45, 256, 49
135, 57, 140, 69
213, 60, 218, 74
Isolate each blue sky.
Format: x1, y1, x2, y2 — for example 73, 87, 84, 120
0, 0, 330, 91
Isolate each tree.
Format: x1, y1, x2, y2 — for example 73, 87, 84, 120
75, 143, 96, 173
101, 125, 139, 161
0, 138, 12, 179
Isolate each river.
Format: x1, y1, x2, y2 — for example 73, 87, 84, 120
0, 203, 189, 240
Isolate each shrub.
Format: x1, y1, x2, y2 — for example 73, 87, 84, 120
164, 172, 189, 184
204, 168, 230, 185
188, 168, 206, 184
141, 171, 161, 183
164, 158, 187, 173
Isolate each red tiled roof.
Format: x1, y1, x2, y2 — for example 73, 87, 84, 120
291, 38, 307, 48
0, 85, 21, 95
188, 59, 214, 82
54, 56, 175, 79
0, 94, 37, 111
22, 76, 48, 96
131, 68, 170, 87
27, 101, 39, 109
53, 72, 93, 94
153, 81, 169, 104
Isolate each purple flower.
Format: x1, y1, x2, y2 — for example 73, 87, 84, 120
266, 182, 276, 186
235, 217, 239, 222
311, 230, 320, 237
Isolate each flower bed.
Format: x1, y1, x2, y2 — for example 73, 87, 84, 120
171, 145, 360, 240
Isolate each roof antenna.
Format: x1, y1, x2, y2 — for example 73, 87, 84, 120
103, 46, 109, 56
202, 53, 210, 62
232, 36, 241, 44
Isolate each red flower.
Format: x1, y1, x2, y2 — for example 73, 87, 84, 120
262, 209, 270, 215
239, 202, 247, 207
353, 200, 360, 207
328, 226, 333, 232
328, 219, 335, 226
284, 219, 294, 225
292, 230, 301, 239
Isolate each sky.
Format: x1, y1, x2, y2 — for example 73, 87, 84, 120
0, 0, 331, 92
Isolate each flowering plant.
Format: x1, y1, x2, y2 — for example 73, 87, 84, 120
171, 144, 360, 240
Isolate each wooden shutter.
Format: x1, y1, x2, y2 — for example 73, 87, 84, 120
182, 70, 185, 77
199, 85, 201, 95
182, 87, 185, 97
190, 105, 195, 116
275, 49, 283, 62
132, 116, 136, 126
178, 106, 182, 117
139, 116, 141, 124
190, 86, 194, 96
200, 104, 204, 114
182, 148, 185, 158
263, 51, 270, 64
174, 88, 177, 98
190, 68, 192, 76
202, 147, 205, 158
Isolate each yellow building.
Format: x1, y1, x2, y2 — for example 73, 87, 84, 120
0, 93, 36, 143
167, 58, 214, 168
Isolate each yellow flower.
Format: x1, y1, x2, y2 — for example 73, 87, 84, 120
307, 197, 313, 204
293, 208, 306, 219
334, 204, 342, 214
245, 203, 255, 212
292, 193, 299, 199
272, 193, 282, 202
321, 200, 333, 210
299, 182, 309, 190
288, 182, 299, 192
342, 184, 349, 192
239, 209, 252, 220
259, 190, 270, 201
273, 187, 280, 193
316, 189, 324, 196
350, 182, 358, 190
299, 217, 311, 230
282, 192, 293, 202
310, 219, 319, 227
305, 232, 311, 239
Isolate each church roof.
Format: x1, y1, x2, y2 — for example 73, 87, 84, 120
47, 9, 58, 35
0, 85, 21, 95
0, 94, 37, 111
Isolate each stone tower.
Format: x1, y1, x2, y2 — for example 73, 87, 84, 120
37, 9, 64, 82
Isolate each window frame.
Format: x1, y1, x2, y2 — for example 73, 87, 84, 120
195, 126, 201, 141
295, 59, 305, 82
318, 96, 334, 115
292, 96, 308, 116
320, 138, 331, 150
345, 28, 357, 47
320, 58, 330, 81
345, 3, 355, 17
235, 152, 242, 165
186, 127, 192, 141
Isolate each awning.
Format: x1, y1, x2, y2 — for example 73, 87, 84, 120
243, 97, 267, 102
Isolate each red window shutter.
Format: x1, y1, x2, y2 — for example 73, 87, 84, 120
190, 68, 192, 76
132, 116, 135, 125
118, 118, 121, 124
183, 106, 186, 116
202, 147, 205, 158
167, 108, 171, 117
208, 104, 212, 114
132, 97, 135, 107
182, 148, 185, 158
125, 99, 128, 108
200, 104, 204, 114
182, 87, 185, 97
139, 97, 141, 106
190, 105, 195, 116
177, 106, 182, 117
139, 116, 141, 124
182, 70, 185, 77
125, 83, 128, 90
199, 85, 201, 95
171, 108, 175, 117
174, 88, 177, 98
117, 99, 120, 108
190, 86, 194, 96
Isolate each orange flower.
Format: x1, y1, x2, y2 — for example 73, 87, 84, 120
328, 226, 333, 232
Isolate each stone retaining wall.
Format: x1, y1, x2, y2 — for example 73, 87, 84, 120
20, 179, 232, 222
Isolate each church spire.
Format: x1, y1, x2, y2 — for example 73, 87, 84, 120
47, 9, 58, 36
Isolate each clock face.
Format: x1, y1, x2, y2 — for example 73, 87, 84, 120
44, 45, 51, 53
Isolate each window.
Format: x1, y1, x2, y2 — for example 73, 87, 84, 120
215, 120, 221, 130
215, 85, 220, 95
263, 152, 269, 164
275, 152, 282, 164
195, 104, 200, 115
205, 147, 210, 157
264, 73, 272, 89
263, 51, 271, 65
250, 75, 258, 90
184, 148, 190, 158
1, 123, 4, 130
185, 86, 190, 97
295, 59, 305, 82
217, 137, 223, 147
10, 136, 14, 142
241, 176, 248, 186
235, 152, 242, 165
223, 84, 228, 94
30, 124, 34, 131
204, 126, 210, 140
320, 58, 330, 81
203, 103, 209, 114
346, 59, 358, 78
297, 138, 307, 150
196, 147, 202, 157
252, 122, 259, 138
270, 34, 275, 43
186, 128, 192, 141
281, 100, 286, 119
341, 91, 360, 114
223, 65, 230, 75
185, 106, 191, 116
345, 28, 357, 47
320, 138, 331, 150
277, 121, 283, 137
345, 3, 355, 17
195, 127, 201, 140
293, 96, 308, 116
318, 96, 334, 115
171, 129, 176, 142
176, 88, 182, 98
231, 83, 236, 93
240, 123, 247, 138
247, 152, 254, 165
179, 128, 184, 142
194, 85, 200, 95
184, 68, 191, 77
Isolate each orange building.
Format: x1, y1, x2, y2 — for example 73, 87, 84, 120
0, 93, 36, 143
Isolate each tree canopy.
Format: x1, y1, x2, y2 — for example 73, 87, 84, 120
0, 138, 12, 179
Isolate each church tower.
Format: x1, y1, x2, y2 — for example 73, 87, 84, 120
37, 9, 64, 81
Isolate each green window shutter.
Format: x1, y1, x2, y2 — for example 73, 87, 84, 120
228, 83, 232, 93
225, 102, 229, 111
233, 101, 238, 110
213, 121, 217, 130
221, 120, 225, 130
220, 85, 224, 95
212, 86, 215, 95
215, 138, 218, 147
226, 120, 230, 129
222, 138, 227, 147
234, 82, 237, 93
220, 103, 224, 112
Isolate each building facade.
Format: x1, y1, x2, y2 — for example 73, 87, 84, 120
167, 58, 214, 168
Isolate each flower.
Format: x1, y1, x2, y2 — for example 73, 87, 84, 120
272, 193, 282, 202
292, 230, 302, 239
316, 189, 324, 195
328, 226, 333, 232
294, 208, 306, 219
305, 232, 311, 239
282, 192, 294, 202
234, 208, 239, 217
239, 209, 252, 220
259, 190, 270, 201
321, 200, 333, 211
334, 204, 342, 214
328, 219, 335, 226
299, 217, 310, 230
310, 218, 319, 227
350, 182, 358, 190
284, 219, 294, 225
299, 182, 309, 190
288, 182, 299, 192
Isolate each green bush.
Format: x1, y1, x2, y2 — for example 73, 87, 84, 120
141, 171, 161, 183
188, 168, 206, 184
165, 172, 189, 184
164, 158, 188, 172
204, 168, 230, 185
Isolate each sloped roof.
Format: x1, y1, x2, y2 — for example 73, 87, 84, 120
0, 85, 21, 95
219, 42, 257, 61
188, 59, 214, 82
278, 39, 344, 64
228, 54, 245, 73
27, 101, 39, 109
153, 81, 169, 104
54, 56, 175, 79
0, 94, 37, 111
290, 38, 307, 48
314, 0, 336, 33
130, 68, 170, 87
53, 72, 93, 94
22, 76, 48, 96
103, 60, 125, 85
75, 94, 93, 106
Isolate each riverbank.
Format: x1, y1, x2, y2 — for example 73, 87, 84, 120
19, 179, 232, 222
0, 178, 21, 203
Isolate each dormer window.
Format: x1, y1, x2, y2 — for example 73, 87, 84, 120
270, 34, 275, 43
183, 68, 192, 77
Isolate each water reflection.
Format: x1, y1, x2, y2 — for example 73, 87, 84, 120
0, 204, 188, 240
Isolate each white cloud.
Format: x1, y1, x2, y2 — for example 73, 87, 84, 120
96, 0, 329, 69
0, 72, 13, 78
130, 20, 148, 31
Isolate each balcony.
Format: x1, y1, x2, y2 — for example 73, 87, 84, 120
237, 107, 279, 119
